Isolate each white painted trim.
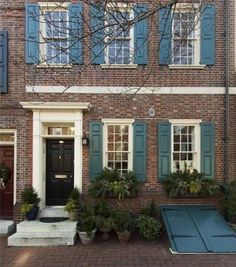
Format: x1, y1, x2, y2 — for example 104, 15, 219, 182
170, 121, 201, 173
168, 65, 205, 69
26, 86, 236, 95
24, 108, 83, 208
102, 120, 134, 172
169, 119, 202, 124
20, 102, 91, 110
38, 2, 69, 8
100, 64, 138, 69
102, 118, 135, 124
0, 129, 17, 205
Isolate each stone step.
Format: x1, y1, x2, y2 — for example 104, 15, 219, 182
39, 207, 68, 218
16, 220, 77, 233
0, 220, 15, 235
8, 232, 76, 246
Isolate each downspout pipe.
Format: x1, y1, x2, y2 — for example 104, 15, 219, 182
224, 0, 230, 184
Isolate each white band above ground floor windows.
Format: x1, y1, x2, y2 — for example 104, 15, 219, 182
26, 86, 236, 95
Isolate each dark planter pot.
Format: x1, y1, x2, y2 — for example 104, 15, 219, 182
116, 231, 131, 243
25, 206, 39, 221
99, 226, 112, 241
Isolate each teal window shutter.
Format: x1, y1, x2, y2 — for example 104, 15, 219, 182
69, 3, 83, 64
133, 122, 147, 182
200, 4, 215, 65
89, 121, 103, 181
134, 4, 148, 65
90, 3, 105, 64
159, 7, 172, 65
158, 122, 171, 180
25, 3, 39, 64
0, 31, 8, 93
201, 122, 215, 179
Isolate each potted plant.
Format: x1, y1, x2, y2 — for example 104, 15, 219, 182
64, 187, 81, 221
112, 209, 134, 243
224, 180, 236, 227
77, 203, 97, 244
89, 168, 139, 199
162, 168, 219, 198
136, 215, 162, 240
95, 202, 114, 240
20, 187, 40, 220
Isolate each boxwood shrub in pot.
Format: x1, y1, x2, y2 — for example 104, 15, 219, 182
64, 187, 81, 221
95, 202, 114, 240
136, 215, 162, 240
112, 209, 134, 243
77, 203, 97, 244
224, 180, 236, 224
20, 187, 40, 221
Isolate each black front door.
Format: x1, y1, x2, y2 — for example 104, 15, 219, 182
46, 140, 74, 205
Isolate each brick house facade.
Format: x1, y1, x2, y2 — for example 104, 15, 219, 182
0, 0, 235, 222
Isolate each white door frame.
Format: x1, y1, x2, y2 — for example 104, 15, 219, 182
21, 102, 90, 208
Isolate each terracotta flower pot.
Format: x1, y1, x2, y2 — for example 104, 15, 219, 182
68, 209, 79, 221
116, 231, 131, 243
99, 226, 112, 241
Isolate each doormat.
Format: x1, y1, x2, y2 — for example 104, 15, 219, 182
39, 217, 69, 223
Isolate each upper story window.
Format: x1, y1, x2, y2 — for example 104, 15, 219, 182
172, 6, 200, 65
40, 4, 69, 64
105, 4, 134, 65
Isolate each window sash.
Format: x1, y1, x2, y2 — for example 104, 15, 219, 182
105, 6, 134, 64
103, 123, 133, 174
171, 123, 200, 172
171, 8, 200, 65
40, 7, 69, 64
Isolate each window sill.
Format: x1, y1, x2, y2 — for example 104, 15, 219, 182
36, 64, 72, 69
100, 64, 138, 69
168, 64, 206, 69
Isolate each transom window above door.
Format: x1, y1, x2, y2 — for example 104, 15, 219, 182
105, 4, 134, 65
40, 4, 69, 64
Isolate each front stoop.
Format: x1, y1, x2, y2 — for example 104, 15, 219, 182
0, 220, 15, 235
8, 220, 77, 246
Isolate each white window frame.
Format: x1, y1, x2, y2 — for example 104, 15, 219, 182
169, 119, 201, 172
102, 119, 134, 173
171, 3, 201, 66
104, 3, 135, 65
39, 2, 69, 65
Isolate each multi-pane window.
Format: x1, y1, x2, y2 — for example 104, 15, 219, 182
172, 10, 199, 65
105, 125, 130, 174
41, 8, 69, 64
105, 6, 134, 64
172, 125, 197, 172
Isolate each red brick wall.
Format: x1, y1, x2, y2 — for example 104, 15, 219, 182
0, 0, 235, 221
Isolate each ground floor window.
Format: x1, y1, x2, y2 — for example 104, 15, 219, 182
171, 121, 200, 172
102, 119, 134, 175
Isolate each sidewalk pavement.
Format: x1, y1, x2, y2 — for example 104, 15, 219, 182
1, 233, 236, 267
